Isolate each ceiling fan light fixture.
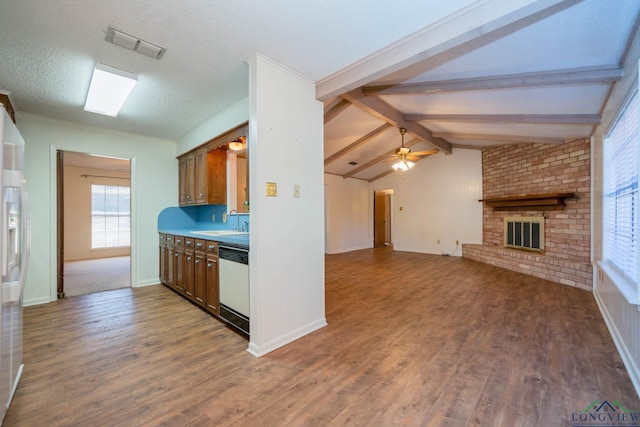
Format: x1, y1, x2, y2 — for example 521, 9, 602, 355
392, 158, 415, 172
391, 127, 415, 173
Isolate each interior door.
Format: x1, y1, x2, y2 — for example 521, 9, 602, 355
373, 191, 387, 248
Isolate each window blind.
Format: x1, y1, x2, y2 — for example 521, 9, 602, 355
603, 88, 639, 288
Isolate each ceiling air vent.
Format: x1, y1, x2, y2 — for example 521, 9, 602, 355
105, 26, 166, 60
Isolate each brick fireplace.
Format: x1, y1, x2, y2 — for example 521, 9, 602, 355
462, 138, 592, 290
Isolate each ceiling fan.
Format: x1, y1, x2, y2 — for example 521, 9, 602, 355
386, 127, 438, 172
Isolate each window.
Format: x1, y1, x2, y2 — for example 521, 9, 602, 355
91, 185, 130, 249
603, 88, 639, 303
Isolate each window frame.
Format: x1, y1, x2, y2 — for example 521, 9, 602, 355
601, 80, 640, 306
90, 184, 131, 250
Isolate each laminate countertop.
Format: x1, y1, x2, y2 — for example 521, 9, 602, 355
159, 228, 249, 249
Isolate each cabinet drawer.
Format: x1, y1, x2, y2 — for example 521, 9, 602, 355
165, 234, 174, 244
184, 237, 195, 248
174, 236, 184, 247
194, 239, 206, 251
206, 241, 218, 255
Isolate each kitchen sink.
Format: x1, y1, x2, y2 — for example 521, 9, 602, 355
190, 230, 249, 236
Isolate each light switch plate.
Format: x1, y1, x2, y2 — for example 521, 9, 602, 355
266, 182, 278, 197
293, 184, 300, 198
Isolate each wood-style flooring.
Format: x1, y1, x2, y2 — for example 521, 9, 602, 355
4, 248, 639, 426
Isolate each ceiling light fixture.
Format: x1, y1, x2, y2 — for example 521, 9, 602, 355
392, 128, 415, 173
228, 136, 246, 151
84, 63, 137, 117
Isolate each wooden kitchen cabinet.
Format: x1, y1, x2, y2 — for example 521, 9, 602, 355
174, 236, 185, 294
177, 122, 248, 207
205, 241, 220, 316
178, 146, 226, 206
193, 239, 207, 307
157, 234, 222, 319
165, 235, 175, 288
184, 238, 195, 299
159, 233, 166, 284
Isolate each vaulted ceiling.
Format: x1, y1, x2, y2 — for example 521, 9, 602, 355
322, 0, 640, 181
0, 0, 638, 181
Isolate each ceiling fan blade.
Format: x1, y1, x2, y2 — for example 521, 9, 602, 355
409, 150, 439, 156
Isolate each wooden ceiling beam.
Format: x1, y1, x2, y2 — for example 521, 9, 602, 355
363, 66, 622, 96
404, 113, 601, 125
316, 0, 585, 101
342, 138, 420, 179
324, 123, 392, 166
430, 132, 571, 145
342, 89, 452, 154
324, 99, 351, 124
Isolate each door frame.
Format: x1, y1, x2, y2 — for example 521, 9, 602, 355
373, 189, 393, 248
50, 147, 136, 300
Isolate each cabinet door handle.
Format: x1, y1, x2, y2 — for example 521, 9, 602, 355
195, 259, 200, 264
175, 253, 179, 257
207, 263, 212, 267
196, 243, 203, 248
199, 193, 204, 197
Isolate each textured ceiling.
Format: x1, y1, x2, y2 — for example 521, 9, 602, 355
1, 0, 639, 183
0, 0, 474, 140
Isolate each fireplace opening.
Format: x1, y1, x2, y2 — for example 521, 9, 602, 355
504, 216, 544, 252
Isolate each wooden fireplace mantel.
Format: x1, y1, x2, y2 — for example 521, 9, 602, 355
479, 193, 575, 209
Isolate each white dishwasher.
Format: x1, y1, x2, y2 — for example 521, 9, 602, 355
218, 245, 249, 335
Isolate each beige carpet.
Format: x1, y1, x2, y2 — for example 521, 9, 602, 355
64, 256, 130, 297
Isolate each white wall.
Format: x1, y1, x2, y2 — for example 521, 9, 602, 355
592, 25, 640, 397
18, 113, 177, 305
324, 173, 372, 253
324, 148, 482, 256
248, 54, 326, 356
374, 149, 483, 254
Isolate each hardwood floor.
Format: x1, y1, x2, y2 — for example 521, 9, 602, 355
4, 248, 639, 426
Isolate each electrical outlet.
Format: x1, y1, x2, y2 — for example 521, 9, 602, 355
212, 214, 216, 222
293, 184, 300, 198
437, 239, 440, 244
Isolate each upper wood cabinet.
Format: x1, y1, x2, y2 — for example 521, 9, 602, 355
177, 122, 247, 207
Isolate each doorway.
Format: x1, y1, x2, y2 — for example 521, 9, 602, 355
373, 189, 392, 248
57, 151, 132, 297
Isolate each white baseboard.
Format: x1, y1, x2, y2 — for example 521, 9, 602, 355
247, 318, 327, 357
326, 245, 371, 254
23, 296, 52, 306
133, 279, 161, 288
594, 289, 640, 399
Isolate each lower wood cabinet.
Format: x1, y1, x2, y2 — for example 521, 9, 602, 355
205, 242, 219, 316
193, 239, 207, 307
159, 234, 220, 318
174, 236, 185, 294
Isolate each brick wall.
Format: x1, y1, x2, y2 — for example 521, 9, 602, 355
462, 139, 592, 290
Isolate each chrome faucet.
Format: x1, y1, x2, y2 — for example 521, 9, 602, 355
228, 209, 239, 231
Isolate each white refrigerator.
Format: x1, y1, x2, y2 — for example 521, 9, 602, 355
0, 104, 29, 424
